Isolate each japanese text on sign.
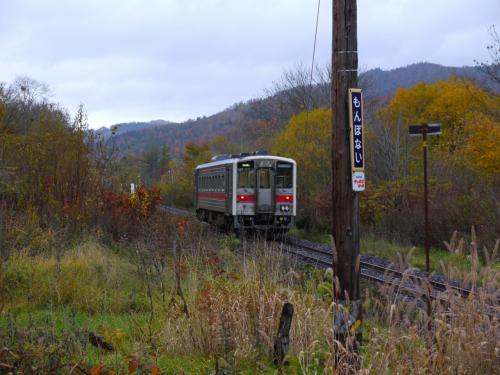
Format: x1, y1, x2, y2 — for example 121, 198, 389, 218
349, 89, 364, 171
352, 171, 365, 192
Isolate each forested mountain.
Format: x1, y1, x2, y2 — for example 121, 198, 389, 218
95, 119, 172, 140
362, 62, 499, 99
105, 62, 498, 158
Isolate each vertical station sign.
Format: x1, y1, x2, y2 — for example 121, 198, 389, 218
348, 88, 365, 191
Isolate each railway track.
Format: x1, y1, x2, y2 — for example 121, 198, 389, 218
160, 205, 499, 311
161, 205, 194, 217
277, 235, 499, 313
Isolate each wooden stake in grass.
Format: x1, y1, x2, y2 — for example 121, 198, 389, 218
273, 302, 294, 366
88, 332, 114, 351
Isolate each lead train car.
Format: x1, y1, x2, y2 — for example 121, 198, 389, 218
194, 154, 296, 232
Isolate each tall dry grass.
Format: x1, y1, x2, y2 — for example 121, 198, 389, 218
0, 217, 498, 373
155, 235, 336, 371
362, 251, 499, 375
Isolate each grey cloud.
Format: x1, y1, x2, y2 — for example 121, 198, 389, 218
0, 0, 498, 128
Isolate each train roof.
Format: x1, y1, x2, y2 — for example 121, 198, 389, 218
196, 155, 296, 170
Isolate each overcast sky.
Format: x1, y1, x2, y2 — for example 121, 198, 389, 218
1, 0, 498, 128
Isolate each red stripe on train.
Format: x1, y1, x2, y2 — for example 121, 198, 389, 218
198, 192, 227, 200
276, 195, 294, 203
199, 193, 294, 203
237, 195, 256, 202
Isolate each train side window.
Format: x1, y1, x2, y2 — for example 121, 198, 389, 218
276, 162, 293, 189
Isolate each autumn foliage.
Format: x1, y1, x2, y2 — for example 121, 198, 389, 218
0, 91, 92, 222
158, 142, 212, 208
366, 77, 500, 243
273, 108, 332, 229
0, 78, 163, 240
271, 77, 499, 242
103, 185, 162, 239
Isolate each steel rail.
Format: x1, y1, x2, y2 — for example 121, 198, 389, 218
273, 239, 439, 299
160, 205, 498, 309
278, 235, 492, 302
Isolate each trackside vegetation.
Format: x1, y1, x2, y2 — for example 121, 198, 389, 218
1, 219, 498, 373
0, 68, 499, 374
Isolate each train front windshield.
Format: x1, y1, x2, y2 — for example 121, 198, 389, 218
276, 162, 293, 188
238, 160, 293, 189
238, 161, 255, 188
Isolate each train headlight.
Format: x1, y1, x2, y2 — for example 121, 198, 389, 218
280, 205, 290, 212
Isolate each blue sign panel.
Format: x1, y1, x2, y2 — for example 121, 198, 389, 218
349, 89, 364, 171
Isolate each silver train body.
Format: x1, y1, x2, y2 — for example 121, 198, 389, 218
194, 153, 296, 232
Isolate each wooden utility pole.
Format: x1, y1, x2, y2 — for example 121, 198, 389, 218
331, 0, 362, 347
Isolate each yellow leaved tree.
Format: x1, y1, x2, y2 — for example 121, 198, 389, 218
378, 77, 500, 175
368, 77, 500, 243
273, 108, 331, 228
159, 143, 211, 208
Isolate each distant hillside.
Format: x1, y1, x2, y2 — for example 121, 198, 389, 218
362, 62, 498, 99
95, 119, 172, 139
106, 63, 498, 158
107, 109, 245, 157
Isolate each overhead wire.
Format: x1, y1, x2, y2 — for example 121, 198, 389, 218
309, 0, 322, 104
305, 0, 322, 129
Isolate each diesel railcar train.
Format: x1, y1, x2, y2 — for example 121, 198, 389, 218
194, 152, 296, 232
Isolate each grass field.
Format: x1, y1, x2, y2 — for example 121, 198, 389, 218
1, 223, 498, 374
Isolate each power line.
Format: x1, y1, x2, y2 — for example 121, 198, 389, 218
305, 0, 322, 129
309, 0, 322, 102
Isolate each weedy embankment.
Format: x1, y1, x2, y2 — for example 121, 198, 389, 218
0, 213, 498, 374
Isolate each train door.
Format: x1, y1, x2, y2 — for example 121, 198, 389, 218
256, 167, 274, 213
225, 164, 232, 215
